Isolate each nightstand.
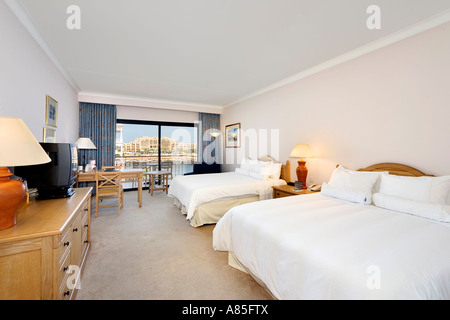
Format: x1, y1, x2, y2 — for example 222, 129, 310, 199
272, 184, 317, 198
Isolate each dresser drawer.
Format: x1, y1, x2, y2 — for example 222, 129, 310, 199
56, 228, 71, 265
57, 249, 71, 291
58, 283, 73, 300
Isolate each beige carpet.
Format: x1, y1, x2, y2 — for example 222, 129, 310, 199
76, 190, 273, 300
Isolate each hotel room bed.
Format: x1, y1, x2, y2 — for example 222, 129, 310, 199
213, 163, 450, 299
168, 156, 290, 227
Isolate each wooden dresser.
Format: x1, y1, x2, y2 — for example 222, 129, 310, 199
0, 187, 92, 300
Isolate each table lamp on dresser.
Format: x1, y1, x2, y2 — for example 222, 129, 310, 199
0, 117, 51, 230
289, 144, 314, 189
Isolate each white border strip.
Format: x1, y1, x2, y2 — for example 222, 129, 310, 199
226, 9, 450, 108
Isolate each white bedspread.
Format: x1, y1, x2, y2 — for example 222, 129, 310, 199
168, 172, 286, 220
213, 193, 450, 300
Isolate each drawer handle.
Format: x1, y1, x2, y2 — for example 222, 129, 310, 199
84, 208, 88, 212
84, 224, 89, 228
73, 228, 78, 232
63, 266, 69, 272
64, 241, 70, 246
64, 290, 70, 296
84, 240, 89, 243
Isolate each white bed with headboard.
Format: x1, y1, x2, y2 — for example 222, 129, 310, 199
213, 163, 450, 299
168, 156, 290, 227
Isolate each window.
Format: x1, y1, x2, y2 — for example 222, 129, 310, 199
116, 119, 197, 189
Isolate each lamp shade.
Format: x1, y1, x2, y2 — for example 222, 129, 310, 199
75, 138, 97, 149
289, 144, 313, 159
210, 131, 221, 138
0, 117, 51, 166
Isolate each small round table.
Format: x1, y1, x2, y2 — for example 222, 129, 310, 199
145, 171, 171, 196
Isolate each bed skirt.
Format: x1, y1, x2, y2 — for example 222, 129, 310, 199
172, 195, 259, 227
228, 251, 277, 300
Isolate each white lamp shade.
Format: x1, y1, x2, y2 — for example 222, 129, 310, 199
0, 117, 51, 167
289, 144, 313, 158
76, 138, 97, 149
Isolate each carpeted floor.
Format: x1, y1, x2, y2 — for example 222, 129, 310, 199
76, 190, 273, 300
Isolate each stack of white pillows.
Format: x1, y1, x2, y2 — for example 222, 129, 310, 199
321, 165, 450, 223
235, 157, 282, 180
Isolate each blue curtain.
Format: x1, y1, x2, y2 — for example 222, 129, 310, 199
199, 112, 221, 164
79, 102, 117, 170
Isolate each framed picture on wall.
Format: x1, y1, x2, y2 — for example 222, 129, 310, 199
45, 95, 58, 127
43, 127, 56, 143
225, 123, 241, 148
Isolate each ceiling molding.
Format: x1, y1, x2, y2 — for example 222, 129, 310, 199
78, 92, 224, 114
5, 0, 80, 92
225, 9, 450, 108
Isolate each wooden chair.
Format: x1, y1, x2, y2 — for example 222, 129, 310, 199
161, 160, 173, 180
95, 171, 124, 217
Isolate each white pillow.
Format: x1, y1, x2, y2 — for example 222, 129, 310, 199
256, 160, 272, 177
378, 173, 450, 205
269, 162, 282, 179
321, 183, 369, 204
256, 160, 282, 179
373, 193, 450, 223
240, 157, 257, 172
326, 165, 382, 204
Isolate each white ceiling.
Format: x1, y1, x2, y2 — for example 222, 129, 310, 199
10, 0, 450, 109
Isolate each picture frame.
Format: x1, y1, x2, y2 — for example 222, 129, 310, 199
43, 127, 56, 143
45, 95, 58, 127
225, 123, 241, 148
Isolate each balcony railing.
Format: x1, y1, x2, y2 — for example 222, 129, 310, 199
115, 155, 195, 189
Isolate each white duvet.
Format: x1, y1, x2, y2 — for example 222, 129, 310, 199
168, 172, 286, 220
213, 193, 450, 300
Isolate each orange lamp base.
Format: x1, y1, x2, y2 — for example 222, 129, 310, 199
0, 167, 26, 230
295, 160, 308, 189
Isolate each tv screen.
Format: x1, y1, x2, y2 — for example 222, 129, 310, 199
14, 143, 78, 199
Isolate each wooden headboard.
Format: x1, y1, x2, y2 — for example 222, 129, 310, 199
357, 163, 433, 177
258, 156, 291, 182
280, 160, 291, 182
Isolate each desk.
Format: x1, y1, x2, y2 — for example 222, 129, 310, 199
145, 171, 170, 196
76, 169, 143, 207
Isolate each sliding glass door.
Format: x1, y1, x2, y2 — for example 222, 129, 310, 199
161, 125, 197, 177
115, 120, 197, 189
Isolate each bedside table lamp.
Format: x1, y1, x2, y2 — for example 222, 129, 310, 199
289, 144, 314, 189
0, 117, 51, 230
75, 137, 97, 171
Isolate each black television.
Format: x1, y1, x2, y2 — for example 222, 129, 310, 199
14, 143, 78, 200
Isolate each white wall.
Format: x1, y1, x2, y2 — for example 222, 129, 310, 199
0, 2, 79, 143
222, 22, 450, 184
